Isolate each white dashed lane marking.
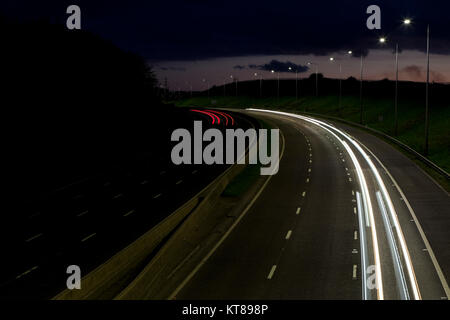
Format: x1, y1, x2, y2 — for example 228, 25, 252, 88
267, 265, 277, 280
285, 230, 292, 240
25, 233, 43, 242
16, 265, 39, 280
81, 233, 96, 242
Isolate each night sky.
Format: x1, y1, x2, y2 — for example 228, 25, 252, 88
2, 0, 450, 90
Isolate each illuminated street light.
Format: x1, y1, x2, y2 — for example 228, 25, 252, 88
379, 37, 386, 43
348, 50, 352, 55
270, 70, 279, 98
254, 72, 262, 97
288, 66, 299, 100
230, 75, 237, 96
329, 57, 342, 111
202, 78, 210, 97
398, 17, 431, 154
379, 36, 400, 136
307, 62, 319, 97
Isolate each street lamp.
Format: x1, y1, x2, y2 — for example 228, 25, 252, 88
358, 54, 364, 124
307, 62, 319, 97
329, 57, 343, 112
254, 72, 262, 97
425, 23, 431, 156
202, 78, 210, 97
288, 67, 299, 99
271, 70, 280, 99
230, 75, 237, 96
379, 36, 400, 136
397, 17, 430, 154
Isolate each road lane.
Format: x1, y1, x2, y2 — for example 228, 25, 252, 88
175, 109, 448, 300
175, 112, 360, 299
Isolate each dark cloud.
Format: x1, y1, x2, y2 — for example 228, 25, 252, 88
249, 60, 309, 73
400, 65, 447, 82
1, 1, 450, 61
402, 65, 422, 79
159, 66, 186, 71
233, 65, 246, 70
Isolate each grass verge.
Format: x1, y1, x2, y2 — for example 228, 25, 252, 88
221, 118, 273, 197
174, 95, 449, 192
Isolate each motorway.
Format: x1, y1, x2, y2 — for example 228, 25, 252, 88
173, 109, 450, 300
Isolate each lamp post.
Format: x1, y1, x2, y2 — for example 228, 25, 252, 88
379, 36, 399, 136
271, 70, 279, 99
202, 78, 209, 97
359, 54, 364, 124
254, 72, 262, 97
425, 24, 430, 156
394, 17, 430, 155
329, 57, 343, 112
230, 75, 237, 97
257, 73, 263, 97
395, 42, 399, 136
307, 62, 319, 97
399, 18, 432, 155
289, 66, 299, 100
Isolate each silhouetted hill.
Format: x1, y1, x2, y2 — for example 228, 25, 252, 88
0, 18, 175, 202
199, 74, 450, 108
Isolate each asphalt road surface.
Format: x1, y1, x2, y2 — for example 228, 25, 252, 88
174, 109, 450, 300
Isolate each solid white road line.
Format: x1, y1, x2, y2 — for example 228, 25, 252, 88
356, 191, 369, 300
376, 191, 410, 300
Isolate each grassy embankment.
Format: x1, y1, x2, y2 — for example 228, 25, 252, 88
221, 118, 274, 197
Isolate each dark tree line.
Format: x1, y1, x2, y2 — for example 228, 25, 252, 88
0, 17, 175, 201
